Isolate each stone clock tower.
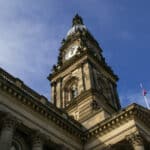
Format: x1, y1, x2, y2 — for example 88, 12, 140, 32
48, 14, 121, 128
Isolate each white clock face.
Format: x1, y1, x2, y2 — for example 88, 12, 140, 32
65, 45, 78, 60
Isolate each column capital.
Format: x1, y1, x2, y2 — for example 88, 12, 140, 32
126, 133, 144, 146
1, 114, 20, 131
0, 114, 20, 150
31, 130, 44, 148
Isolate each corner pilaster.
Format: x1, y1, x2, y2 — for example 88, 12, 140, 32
0, 115, 19, 150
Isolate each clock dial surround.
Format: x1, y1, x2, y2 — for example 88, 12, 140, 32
65, 45, 78, 60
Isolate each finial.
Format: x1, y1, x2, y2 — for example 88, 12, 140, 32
72, 14, 84, 26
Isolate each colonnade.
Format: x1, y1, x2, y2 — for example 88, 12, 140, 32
105, 133, 145, 150
0, 115, 48, 150
0, 114, 147, 150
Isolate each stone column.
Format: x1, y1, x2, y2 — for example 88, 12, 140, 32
50, 83, 55, 104
51, 82, 57, 106
128, 133, 145, 150
81, 63, 86, 91
88, 62, 95, 89
53, 82, 57, 106
32, 131, 43, 150
0, 115, 18, 150
83, 63, 92, 90
59, 77, 63, 108
56, 80, 61, 108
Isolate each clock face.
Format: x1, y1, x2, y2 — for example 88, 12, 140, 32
65, 45, 78, 60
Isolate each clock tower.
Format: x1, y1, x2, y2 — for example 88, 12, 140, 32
48, 15, 121, 128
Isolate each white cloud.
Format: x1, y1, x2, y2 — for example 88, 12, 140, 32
0, 1, 67, 99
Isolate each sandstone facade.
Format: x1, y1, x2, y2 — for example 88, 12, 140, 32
0, 15, 149, 150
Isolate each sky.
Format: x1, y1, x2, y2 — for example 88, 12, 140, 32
0, 0, 150, 108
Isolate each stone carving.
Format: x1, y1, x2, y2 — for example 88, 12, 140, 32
31, 131, 44, 148
127, 133, 144, 146
90, 100, 100, 110
1, 114, 20, 130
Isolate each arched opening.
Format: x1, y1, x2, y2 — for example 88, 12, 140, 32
63, 77, 78, 107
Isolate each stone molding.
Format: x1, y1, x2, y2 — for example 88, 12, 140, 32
127, 133, 144, 146
84, 104, 150, 141
0, 114, 21, 150
0, 67, 150, 144
31, 131, 44, 148
48, 50, 118, 81
0, 68, 83, 138
1, 114, 20, 131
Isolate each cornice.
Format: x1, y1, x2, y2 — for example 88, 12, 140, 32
48, 50, 118, 81
87, 50, 118, 81
83, 104, 150, 142
0, 67, 83, 138
48, 51, 87, 81
64, 88, 118, 112
0, 67, 149, 144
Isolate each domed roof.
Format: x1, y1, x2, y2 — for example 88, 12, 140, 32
66, 14, 87, 37
66, 25, 87, 37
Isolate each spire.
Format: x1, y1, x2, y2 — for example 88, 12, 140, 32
72, 14, 84, 26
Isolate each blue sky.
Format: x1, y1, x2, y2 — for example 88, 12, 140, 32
0, 0, 150, 108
